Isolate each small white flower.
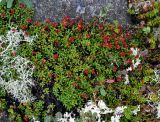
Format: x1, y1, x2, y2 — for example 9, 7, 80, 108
98, 100, 107, 109
130, 48, 139, 56
58, 112, 75, 122
124, 74, 130, 85
153, 69, 160, 83
126, 67, 132, 72
111, 115, 121, 122
132, 59, 141, 68
157, 103, 160, 118
114, 106, 127, 115
98, 100, 113, 114
132, 105, 140, 115
32, 116, 40, 122
111, 106, 127, 122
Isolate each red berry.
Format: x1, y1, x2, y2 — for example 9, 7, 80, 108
98, 24, 104, 30
120, 52, 126, 57
102, 35, 108, 42
104, 42, 108, 47
11, 51, 16, 56
106, 36, 111, 42
84, 70, 89, 75
19, 3, 25, 8
53, 54, 59, 59
68, 37, 74, 43
32, 51, 38, 55
62, 20, 67, 27
113, 66, 117, 72
48, 73, 52, 78
0, 12, 5, 18
138, 64, 142, 71
26, 19, 32, 23
115, 45, 120, 50
86, 34, 91, 39
23, 116, 29, 122
135, 55, 139, 59
35, 21, 40, 26
91, 69, 96, 75
77, 21, 83, 32
117, 76, 122, 82
45, 19, 50, 24
128, 59, 132, 64
51, 22, 58, 28
108, 43, 112, 49
54, 74, 56, 78
20, 25, 27, 30
44, 25, 49, 30
10, 9, 15, 15
55, 29, 60, 33
42, 59, 46, 64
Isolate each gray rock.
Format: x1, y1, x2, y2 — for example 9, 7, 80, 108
157, 70, 160, 74
32, 0, 131, 25
0, 111, 8, 122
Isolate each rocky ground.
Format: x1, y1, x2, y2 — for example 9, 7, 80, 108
32, 0, 131, 25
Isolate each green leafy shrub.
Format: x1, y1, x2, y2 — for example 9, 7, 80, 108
0, 0, 33, 9
0, 0, 159, 121
0, 0, 33, 34
16, 16, 145, 110
128, 1, 160, 49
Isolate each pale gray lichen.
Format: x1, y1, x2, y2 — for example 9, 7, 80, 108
0, 27, 36, 103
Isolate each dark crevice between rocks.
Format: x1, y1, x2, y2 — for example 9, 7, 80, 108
31, 75, 67, 113
0, 94, 24, 122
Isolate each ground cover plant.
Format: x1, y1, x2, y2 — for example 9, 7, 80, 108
0, 0, 160, 122
128, 0, 160, 49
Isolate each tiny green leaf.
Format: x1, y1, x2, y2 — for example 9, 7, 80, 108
142, 27, 151, 34
124, 107, 132, 120
100, 87, 106, 96
7, 0, 14, 8
24, 0, 33, 8
44, 115, 51, 122
0, 0, 6, 5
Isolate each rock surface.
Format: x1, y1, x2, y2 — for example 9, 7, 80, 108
0, 111, 8, 122
32, 0, 131, 25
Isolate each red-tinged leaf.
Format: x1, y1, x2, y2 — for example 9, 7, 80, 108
105, 79, 115, 83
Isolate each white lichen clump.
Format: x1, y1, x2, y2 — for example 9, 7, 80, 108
111, 106, 127, 122
124, 74, 130, 85
80, 100, 113, 122
153, 69, 160, 83
157, 103, 160, 118
58, 100, 111, 122
132, 105, 140, 115
58, 100, 141, 122
58, 112, 75, 122
0, 27, 35, 103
